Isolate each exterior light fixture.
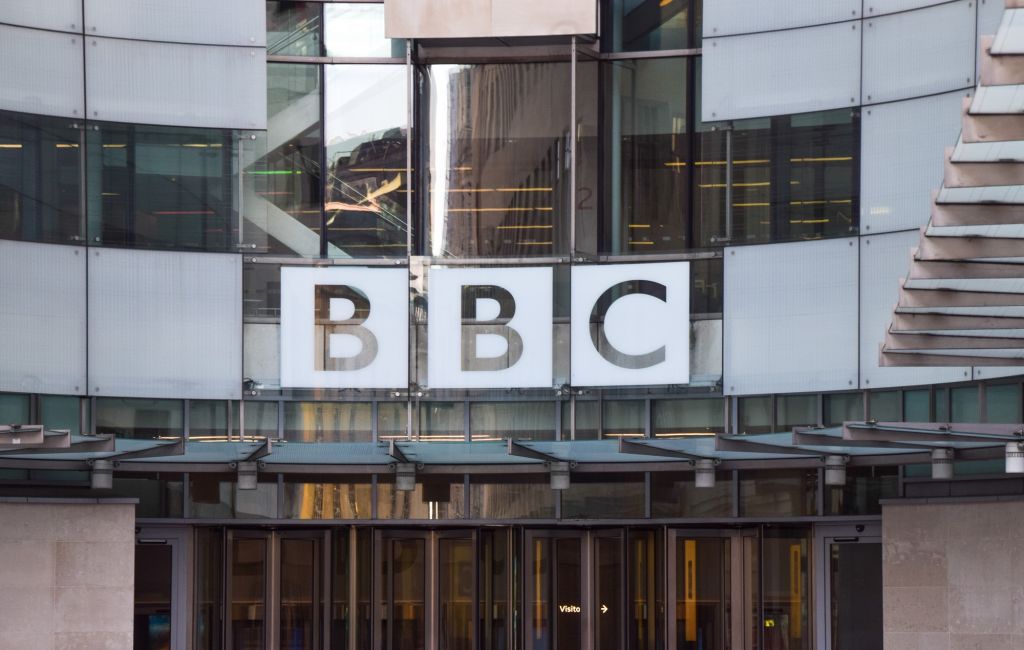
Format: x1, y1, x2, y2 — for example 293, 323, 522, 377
90, 459, 114, 490
694, 459, 716, 489
824, 455, 848, 486
237, 461, 259, 490
549, 461, 571, 490
395, 463, 417, 491
1007, 441, 1024, 474
931, 449, 954, 480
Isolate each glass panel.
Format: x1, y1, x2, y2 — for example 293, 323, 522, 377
935, 387, 949, 422
0, 109, 82, 244
775, 395, 817, 429
653, 398, 724, 437
738, 396, 771, 434
602, 58, 688, 254
986, 384, 1020, 424
114, 475, 184, 518
479, 530, 510, 650
903, 389, 929, 422
96, 397, 182, 440
951, 386, 979, 423
651, 472, 731, 517
605, 0, 691, 52
379, 402, 409, 441
439, 537, 474, 650
241, 401, 280, 439
728, 110, 858, 244
629, 530, 663, 650
280, 537, 320, 650
87, 122, 238, 251
762, 529, 810, 650
189, 477, 278, 519
555, 538, 583, 649
823, 393, 862, 427
469, 476, 556, 519
740, 469, 817, 517
595, 535, 623, 650
355, 529, 373, 649
528, 537, 552, 649
691, 258, 724, 315
603, 400, 645, 438
283, 481, 373, 519
426, 63, 572, 257
383, 538, 426, 650
191, 400, 229, 441
417, 402, 465, 442
377, 479, 460, 520
283, 402, 372, 442
324, 4, 405, 58
825, 466, 898, 516
324, 64, 408, 258
267, 1, 321, 56
830, 543, 882, 650
571, 400, 600, 440
470, 401, 555, 441
562, 473, 646, 519
38, 395, 80, 434
135, 543, 173, 650
332, 531, 349, 650
231, 536, 266, 649
693, 62, 728, 249
674, 537, 728, 650
867, 391, 899, 421
0, 393, 30, 424
195, 527, 224, 650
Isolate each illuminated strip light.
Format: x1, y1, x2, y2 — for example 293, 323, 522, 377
102, 144, 126, 148
698, 182, 770, 189
448, 207, 553, 213
790, 199, 852, 206
446, 187, 553, 193
629, 224, 651, 229
55, 144, 79, 149
789, 156, 852, 163
247, 170, 301, 175
152, 210, 215, 215
328, 227, 384, 232
342, 244, 407, 248
789, 219, 830, 224
0, 144, 22, 149
629, 241, 655, 246
257, 191, 292, 196
101, 192, 119, 197
495, 225, 553, 230
693, 159, 770, 166
519, 241, 553, 246
733, 202, 770, 208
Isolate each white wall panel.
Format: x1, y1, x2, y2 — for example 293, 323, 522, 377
0, 24, 84, 118
702, 22, 861, 121
0, 1, 81, 32
86, 38, 266, 130
862, 1, 976, 104
88, 249, 241, 400
0, 242, 86, 396
861, 91, 967, 234
703, 0, 860, 38
859, 230, 969, 389
724, 239, 859, 395
85, 0, 265, 47
978, 0, 1005, 38
866, 0, 954, 17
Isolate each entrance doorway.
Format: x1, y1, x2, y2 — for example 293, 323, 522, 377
814, 523, 882, 650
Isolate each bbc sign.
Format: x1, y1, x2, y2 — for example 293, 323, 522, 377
280, 262, 689, 389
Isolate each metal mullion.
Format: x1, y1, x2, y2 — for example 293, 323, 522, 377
268, 532, 280, 650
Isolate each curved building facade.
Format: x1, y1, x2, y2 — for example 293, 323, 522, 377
0, 1, 1022, 649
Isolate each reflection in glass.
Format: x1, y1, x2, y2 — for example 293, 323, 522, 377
562, 474, 646, 519
469, 476, 555, 519
674, 537, 728, 650
280, 537, 320, 650
691, 258, 723, 315
986, 383, 1021, 423
603, 400, 645, 438
377, 480, 460, 520
762, 530, 811, 650
189, 477, 278, 519
324, 4, 405, 58
0, 393, 29, 425
238, 401, 280, 439
95, 397, 182, 440
470, 402, 554, 441
267, 1, 321, 56
825, 466, 897, 516
653, 398, 723, 437
190, 400, 229, 441
602, 58, 689, 253
630, 530, 663, 650
903, 389, 929, 422
230, 537, 266, 649
0, 110, 81, 244
868, 391, 899, 421
87, 122, 238, 251
439, 537, 474, 650
135, 544, 173, 650
38, 395, 82, 435
595, 535, 623, 650
283, 482, 373, 519
325, 64, 408, 257
283, 402, 372, 442
417, 402, 465, 441
113, 475, 184, 518
332, 532, 350, 649
824, 393, 862, 427
569, 400, 601, 440
775, 395, 817, 429
426, 63, 572, 257
951, 386, 979, 423
194, 528, 223, 650
381, 538, 426, 650
651, 473, 731, 517
479, 530, 510, 650
605, 0, 691, 52
738, 396, 771, 434
740, 469, 817, 517
830, 543, 882, 650
378, 402, 409, 441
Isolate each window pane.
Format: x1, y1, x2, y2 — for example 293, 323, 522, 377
762, 529, 811, 649
267, 1, 320, 56
0, 393, 30, 426
379, 401, 408, 441
324, 4, 404, 58
986, 384, 1020, 424
0, 109, 81, 244
470, 402, 554, 442
603, 400, 645, 438
39, 395, 81, 435
324, 64, 408, 258
824, 393, 862, 427
191, 400, 229, 441
96, 397, 182, 439
776, 394, 817, 429
903, 389, 930, 422
825, 466, 898, 516
240, 401, 279, 439
88, 122, 238, 251
652, 398, 723, 437
418, 402, 464, 441
602, 58, 688, 254
113, 475, 184, 517
469, 476, 556, 518
189, 476, 278, 518
651, 472, 731, 517
426, 63, 571, 257
562, 473, 646, 519
572, 400, 600, 440
691, 258, 723, 315
728, 109, 857, 244
283, 402, 372, 442
738, 396, 771, 434
951, 386, 979, 423
605, 0, 690, 52
377, 478, 461, 519
282, 481, 373, 519
868, 391, 899, 421
740, 469, 817, 517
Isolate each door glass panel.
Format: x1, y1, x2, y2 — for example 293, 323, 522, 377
629, 531, 662, 650
762, 530, 810, 650
381, 538, 425, 650
332, 532, 350, 649
595, 536, 622, 650
554, 538, 583, 650
439, 538, 474, 650
528, 537, 553, 649
479, 530, 510, 650
280, 537, 320, 650
675, 537, 729, 650
231, 537, 266, 650
135, 544, 173, 650
830, 543, 882, 650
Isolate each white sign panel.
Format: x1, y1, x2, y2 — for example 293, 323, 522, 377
427, 266, 553, 388
280, 267, 408, 389
571, 262, 690, 387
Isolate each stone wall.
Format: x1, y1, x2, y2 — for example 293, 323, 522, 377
0, 498, 135, 650
883, 498, 1024, 649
